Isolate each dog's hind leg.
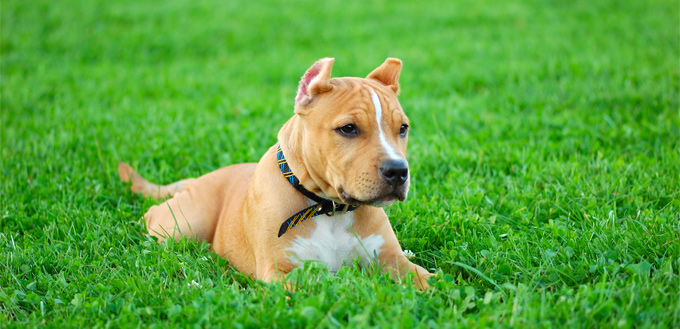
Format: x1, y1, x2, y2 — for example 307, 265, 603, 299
141, 187, 219, 244
118, 162, 254, 245
118, 162, 213, 243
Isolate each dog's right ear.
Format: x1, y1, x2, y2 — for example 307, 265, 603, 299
367, 58, 402, 95
295, 58, 334, 111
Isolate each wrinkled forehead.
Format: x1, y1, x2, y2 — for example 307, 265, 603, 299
330, 78, 397, 100
329, 77, 404, 111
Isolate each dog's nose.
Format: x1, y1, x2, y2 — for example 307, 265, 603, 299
380, 159, 409, 186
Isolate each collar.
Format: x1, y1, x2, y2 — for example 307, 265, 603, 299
276, 145, 359, 237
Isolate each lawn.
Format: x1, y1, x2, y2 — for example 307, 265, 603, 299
1, 0, 679, 327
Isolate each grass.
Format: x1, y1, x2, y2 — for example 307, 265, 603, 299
1, 0, 679, 327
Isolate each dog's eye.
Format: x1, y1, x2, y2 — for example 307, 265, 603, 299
337, 124, 358, 136
399, 124, 409, 137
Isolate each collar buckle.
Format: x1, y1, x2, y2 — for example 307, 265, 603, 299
326, 202, 351, 217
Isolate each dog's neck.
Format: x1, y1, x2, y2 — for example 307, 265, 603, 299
277, 115, 334, 200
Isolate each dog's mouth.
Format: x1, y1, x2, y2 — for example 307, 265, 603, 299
339, 188, 406, 207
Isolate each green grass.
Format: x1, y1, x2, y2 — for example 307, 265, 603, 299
2, 0, 679, 327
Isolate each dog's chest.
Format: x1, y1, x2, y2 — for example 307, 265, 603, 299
286, 212, 384, 272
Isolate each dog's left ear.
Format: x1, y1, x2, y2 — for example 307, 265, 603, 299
367, 58, 402, 95
295, 58, 334, 110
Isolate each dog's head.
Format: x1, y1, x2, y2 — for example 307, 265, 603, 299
291, 58, 410, 207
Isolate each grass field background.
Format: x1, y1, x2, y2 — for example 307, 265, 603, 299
2, 0, 679, 327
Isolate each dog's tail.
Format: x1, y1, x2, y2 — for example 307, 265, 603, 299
118, 162, 194, 200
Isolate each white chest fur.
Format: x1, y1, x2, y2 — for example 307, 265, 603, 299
286, 212, 384, 273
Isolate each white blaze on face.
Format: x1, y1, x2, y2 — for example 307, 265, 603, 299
370, 89, 401, 160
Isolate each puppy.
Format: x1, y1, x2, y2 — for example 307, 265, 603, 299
119, 58, 433, 288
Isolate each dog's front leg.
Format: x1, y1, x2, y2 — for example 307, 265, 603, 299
253, 247, 295, 286
257, 265, 288, 283
403, 259, 434, 289
372, 220, 434, 289
378, 252, 433, 290
257, 264, 304, 292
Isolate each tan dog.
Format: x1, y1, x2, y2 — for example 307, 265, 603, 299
119, 58, 433, 288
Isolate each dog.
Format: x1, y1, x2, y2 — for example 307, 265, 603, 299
118, 58, 433, 289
